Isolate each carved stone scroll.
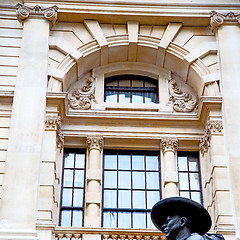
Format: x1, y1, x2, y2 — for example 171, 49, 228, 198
68, 77, 96, 110
86, 135, 104, 151
210, 11, 240, 31
45, 115, 64, 151
160, 138, 178, 154
169, 80, 198, 113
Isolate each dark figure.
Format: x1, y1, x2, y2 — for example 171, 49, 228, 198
151, 197, 224, 240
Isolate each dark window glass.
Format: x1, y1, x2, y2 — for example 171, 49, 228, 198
104, 75, 158, 104
59, 149, 86, 227
102, 150, 161, 229
177, 152, 203, 204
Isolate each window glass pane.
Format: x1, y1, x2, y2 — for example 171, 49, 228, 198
103, 211, 117, 228
75, 154, 85, 168
118, 212, 131, 228
132, 80, 143, 87
74, 170, 84, 187
105, 155, 117, 169
133, 190, 146, 209
146, 156, 158, 170
147, 212, 156, 229
105, 92, 118, 103
62, 188, 72, 206
132, 92, 144, 104
61, 210, 71, 226
145, 92, 157, 103
132, 155, 145, 170
191, 192, 201, 204
64, 153, 74, 168
119, 171, 131, 189
119, 80, 130, 87
119, 92, 131, 103
63, 170, 73, 187
72, 210, 82, 227
189, 156, 198, 171
118, 155, 131, 170
145, 81, 156, 87
147, 191, 160, 209
104, 171, 117, 188
178, 157, 188, 171
106, 80, 118, 86
179, 173, 189, 190
104, 190, 117, 208
146, 172, 159, 189
133, 212, 146, 229
190, 173, 200, 190
73, 189, 83, 207
180, 191, 190, 198
118, 190, 131, 208
133, 172, 145, 189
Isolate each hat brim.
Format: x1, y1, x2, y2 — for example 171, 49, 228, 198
151, 197, 212, 236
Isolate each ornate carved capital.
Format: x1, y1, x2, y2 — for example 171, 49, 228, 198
86, 135, 104, 151
45, 115, 64, 151
68, 77, 96, 110
169, 80, 198, 113
161, 138, 178, 154
200, 120, 223, 156
16, 3, 58, 25
210, 11, 240, 31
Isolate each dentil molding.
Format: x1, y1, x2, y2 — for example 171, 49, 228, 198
16, 3, 58, 25
210, 11, 240, 31
45, 115, 64, 151
160, 138, 178, 154
199, 120, 223, 155
86, 135, 104, 151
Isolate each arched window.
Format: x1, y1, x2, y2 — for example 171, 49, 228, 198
104, 75, 158, 104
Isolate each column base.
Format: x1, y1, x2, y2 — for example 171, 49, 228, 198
0, 229, 38, 240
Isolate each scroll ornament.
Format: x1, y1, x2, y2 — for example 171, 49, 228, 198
169, 80, 198, 113
68, 77, 96, 110
16, 3, 58, 25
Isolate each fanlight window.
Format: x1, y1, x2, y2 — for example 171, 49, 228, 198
104, 75, 158, 104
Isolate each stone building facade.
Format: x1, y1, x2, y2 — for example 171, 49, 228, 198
0, 0, 240, 240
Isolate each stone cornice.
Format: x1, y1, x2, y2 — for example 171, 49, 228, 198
86, 135, 104, 151
16, 3, 58, 25
210, 10, 240, 31
160, 138, 178, 154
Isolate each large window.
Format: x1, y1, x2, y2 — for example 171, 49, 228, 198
177, 152, 203, 204
102, 150, 161, 229
104, 75, 158, 104
59, 149, 86, 227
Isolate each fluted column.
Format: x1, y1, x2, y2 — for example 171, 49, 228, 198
160, 138, 178, 198
0, 4, 57, 239
85, 135, 104, 227
210, 11, 240, 238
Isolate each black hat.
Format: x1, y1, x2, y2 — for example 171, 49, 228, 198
151, 197, 212, 236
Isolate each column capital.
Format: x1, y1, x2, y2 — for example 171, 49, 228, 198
86, 135, 104, 151
16, 3, 58, 25
199, 120, 223, 156
45, 115, 64, 151
160, 137, 178, 154
210, 11, 240, 31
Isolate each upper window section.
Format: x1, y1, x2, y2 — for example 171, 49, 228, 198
104, 75, 158, 104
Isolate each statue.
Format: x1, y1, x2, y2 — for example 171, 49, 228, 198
151, 197, 224, 240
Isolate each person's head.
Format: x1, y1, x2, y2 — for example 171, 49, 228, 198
151, 197, 211, 238
161, 215, 191, 240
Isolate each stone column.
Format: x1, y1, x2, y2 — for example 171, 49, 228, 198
160, 138, 179, 198
200, 120, 234, 233
0, 4, 57, 240
210, 11, 240, 238
85, 135, 104, 227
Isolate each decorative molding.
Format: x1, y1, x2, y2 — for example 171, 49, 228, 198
86, 135, 104, 151
169, 80, 198, 113
200, 120, 223, 155
160, 138, 178, 154
210, 11, 240, 31
16, 3, 58, 25
45, 116, 64, 151
68, 77, 96, 110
